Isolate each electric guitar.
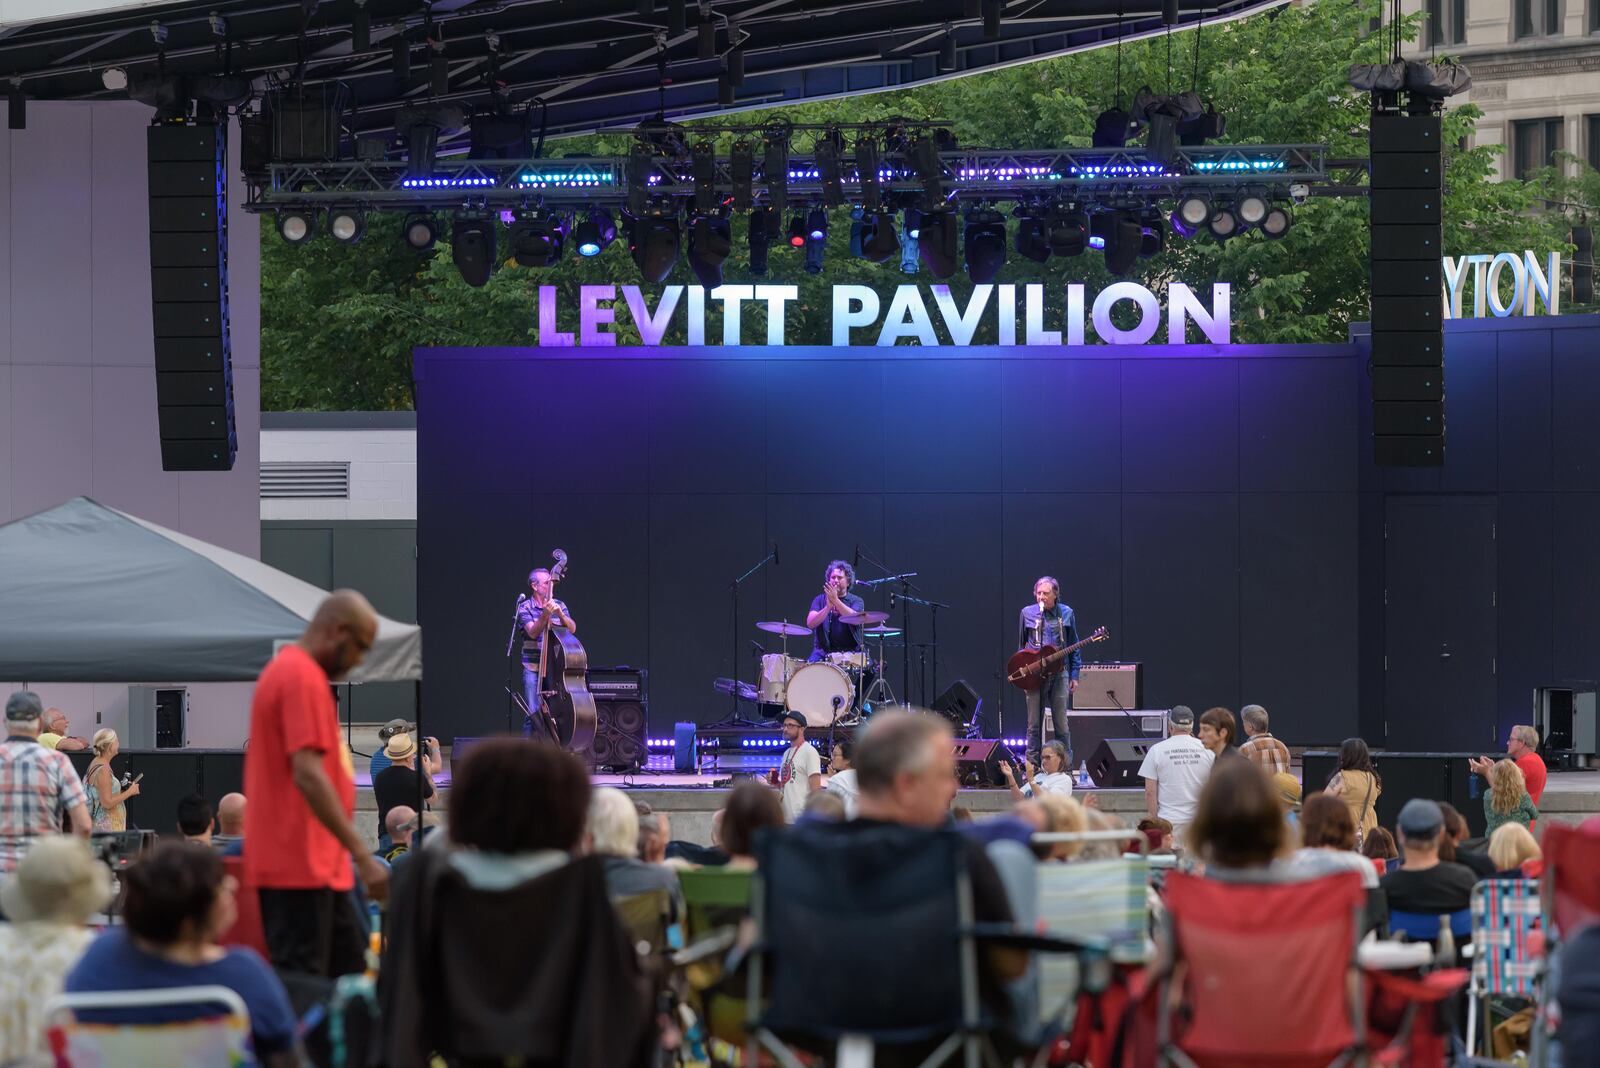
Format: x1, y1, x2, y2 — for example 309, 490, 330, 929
1005, 625, 1109, 692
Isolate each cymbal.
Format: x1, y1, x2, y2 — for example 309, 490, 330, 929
840, 611, 890, 626
756, 620, 811, 637
863, 625, 902, 637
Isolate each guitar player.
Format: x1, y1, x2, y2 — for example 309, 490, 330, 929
517, 567, 577, 739
1017, 576, 1080, 770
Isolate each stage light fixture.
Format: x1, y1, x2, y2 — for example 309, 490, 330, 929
1236, 188, 1270, 228
763, 131, 789, 219
816, 133, 845, 207
692, 140, 717, 215
1207, 204, 1240, 241
904, 207, 922, 240
509, 212, 566, 267
787, 213, 807, 248
403, 213, 439, 250
396, 105, 463, 179
748, 208, 772, 275
1092, 108, 1133, 148
1015, 213, 1050, 263
963, 208, 1008, 283
574, 208, 617, 257
1087, 212, 1112, 251
857, 137, 883, 210
860, 210, 900, 263
328, 208, 365, 244
277, 209, 315, 245
1138, 212, 1165, 258
918, 210, 959, 279
1047, 207, 1087, 257
730, 140, 754, 210
910, 135, 946, 208
806, 207, 829, 243
451, 214, 497, 287
631, 214, 681, 283
687, 214, 733, 287
1171, 194, 1210, 238
938, 32, 958, 72
352, 1, 370, 51
1260, 205, 1293, 239
1103, 212, 1143, 275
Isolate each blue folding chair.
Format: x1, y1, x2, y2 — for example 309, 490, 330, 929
1389, 907, 1471, 943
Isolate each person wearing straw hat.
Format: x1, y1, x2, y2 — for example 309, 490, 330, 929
0, 835, 112, 1060
372, 731, 435, 844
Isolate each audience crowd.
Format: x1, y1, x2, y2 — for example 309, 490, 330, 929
0, 593, 1596, 1067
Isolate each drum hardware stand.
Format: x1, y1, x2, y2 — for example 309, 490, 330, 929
859, 628, 899, 712
854, 548, 922, 713
713, 546, 780, 730
893, 591, 951, 707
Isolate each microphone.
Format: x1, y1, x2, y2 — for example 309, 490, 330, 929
853, 543, 860, 568
772, 542, 780, 566
750, 640, 766, 654
516, 593, 527, 604
889, 590, 897, 609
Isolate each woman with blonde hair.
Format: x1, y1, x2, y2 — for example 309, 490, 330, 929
1487, 823, 1544, 879
84, 728, 139, 832
1484, 758, 1539, 836
1032, 794, 1088, 861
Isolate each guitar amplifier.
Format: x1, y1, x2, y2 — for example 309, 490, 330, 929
587, 667, 647, 772
586, 667, 645, 703
1072, 663, 1142, 710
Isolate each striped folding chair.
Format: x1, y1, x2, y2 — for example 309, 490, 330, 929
1034, 855, 1152, 1035
1466, 878, 1542, 1056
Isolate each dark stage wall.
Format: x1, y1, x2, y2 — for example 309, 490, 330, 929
416, 316, 1600, 750
416, 342, 1368, 746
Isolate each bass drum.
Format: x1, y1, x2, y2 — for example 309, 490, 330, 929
787, 661, 855, 728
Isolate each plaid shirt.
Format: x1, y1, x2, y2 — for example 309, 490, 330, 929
0, 736, 88, 874
1238, 733, 1291, 775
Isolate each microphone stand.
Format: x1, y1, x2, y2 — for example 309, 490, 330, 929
1106, 690, 1147, 739
711, 548, 777, 730
895, 591, 951, 705
504, 594, 526, 735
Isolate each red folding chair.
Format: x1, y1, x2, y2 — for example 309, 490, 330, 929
217, 855, 269, 960
1155, 871, 1367, 1068
1536, 821, 1600, 1061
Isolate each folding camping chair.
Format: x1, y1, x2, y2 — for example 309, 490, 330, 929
746, 820, 1102, 1068
1156, 870, 1368, 1068
1465, 878, 1541, 1056
1536, 822, 1600, 1066
45, 985, 252, 1066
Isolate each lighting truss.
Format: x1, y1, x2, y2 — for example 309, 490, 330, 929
248, 144, 1332, 214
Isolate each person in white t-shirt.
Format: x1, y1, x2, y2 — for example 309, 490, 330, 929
823, 737, 859, 818
1137, 705, 1215, 844
767, 710, 822, 822
1000, 739, 1074, 801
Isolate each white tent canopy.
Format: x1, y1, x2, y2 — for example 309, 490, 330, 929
0, 496, 421, 683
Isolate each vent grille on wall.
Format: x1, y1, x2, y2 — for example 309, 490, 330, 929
260, 461, 351, 499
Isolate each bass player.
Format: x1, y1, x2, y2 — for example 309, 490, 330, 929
1017, 576, 1080, 769
517, 567, 577, 738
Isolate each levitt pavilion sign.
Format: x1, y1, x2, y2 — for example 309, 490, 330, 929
529, 281, 1232, 347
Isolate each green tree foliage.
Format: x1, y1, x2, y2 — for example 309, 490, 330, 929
260, 0, 1564, 410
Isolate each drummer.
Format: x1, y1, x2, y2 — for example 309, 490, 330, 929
806, 559, 865, 663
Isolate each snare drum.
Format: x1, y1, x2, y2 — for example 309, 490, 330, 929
759, 653, 803, 704
786, 661, 855, 728
827, 650, 868, 671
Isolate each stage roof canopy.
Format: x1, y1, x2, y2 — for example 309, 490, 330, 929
0, 496, 421, 683
0, 0, 1286, 140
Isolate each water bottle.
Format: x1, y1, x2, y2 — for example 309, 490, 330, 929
1078, 761, 1090, 788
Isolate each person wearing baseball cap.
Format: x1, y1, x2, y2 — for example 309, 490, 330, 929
766, 710, 821, 822
0, 692, 91, 881
367, 718, 417, 779
1379, 798, 1478, 916
1135, 705, 1215, 846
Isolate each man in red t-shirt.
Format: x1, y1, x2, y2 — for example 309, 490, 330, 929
1470, 723, 1548, 810
244, 590, 385, 977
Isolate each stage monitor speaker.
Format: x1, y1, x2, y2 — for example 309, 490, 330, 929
1369, 112, 1443, 467
1073, 663, 1142, 711
952, 738, 1016, 787
149, 122, 234, 472
931, 679, 982, 728
589, 667, 648, 772
1064, 710, 1167, 767
1085, 737, 1153, 789
1302, 750, 1488, 838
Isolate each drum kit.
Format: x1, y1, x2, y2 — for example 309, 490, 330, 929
753, 613, 900, 728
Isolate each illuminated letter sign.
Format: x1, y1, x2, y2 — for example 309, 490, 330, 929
1442, 251, 1561, 319
532, 281, 1232, 347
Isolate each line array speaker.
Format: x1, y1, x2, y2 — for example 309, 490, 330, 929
1369, 113, 1443, 467
149, 122, 235, 471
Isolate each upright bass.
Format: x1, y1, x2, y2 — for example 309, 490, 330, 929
535, 549, 597, 753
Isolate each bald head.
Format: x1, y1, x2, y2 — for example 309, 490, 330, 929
302, 589, 378, 680
387, 805, 417, 847
216, 793, 246, 835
